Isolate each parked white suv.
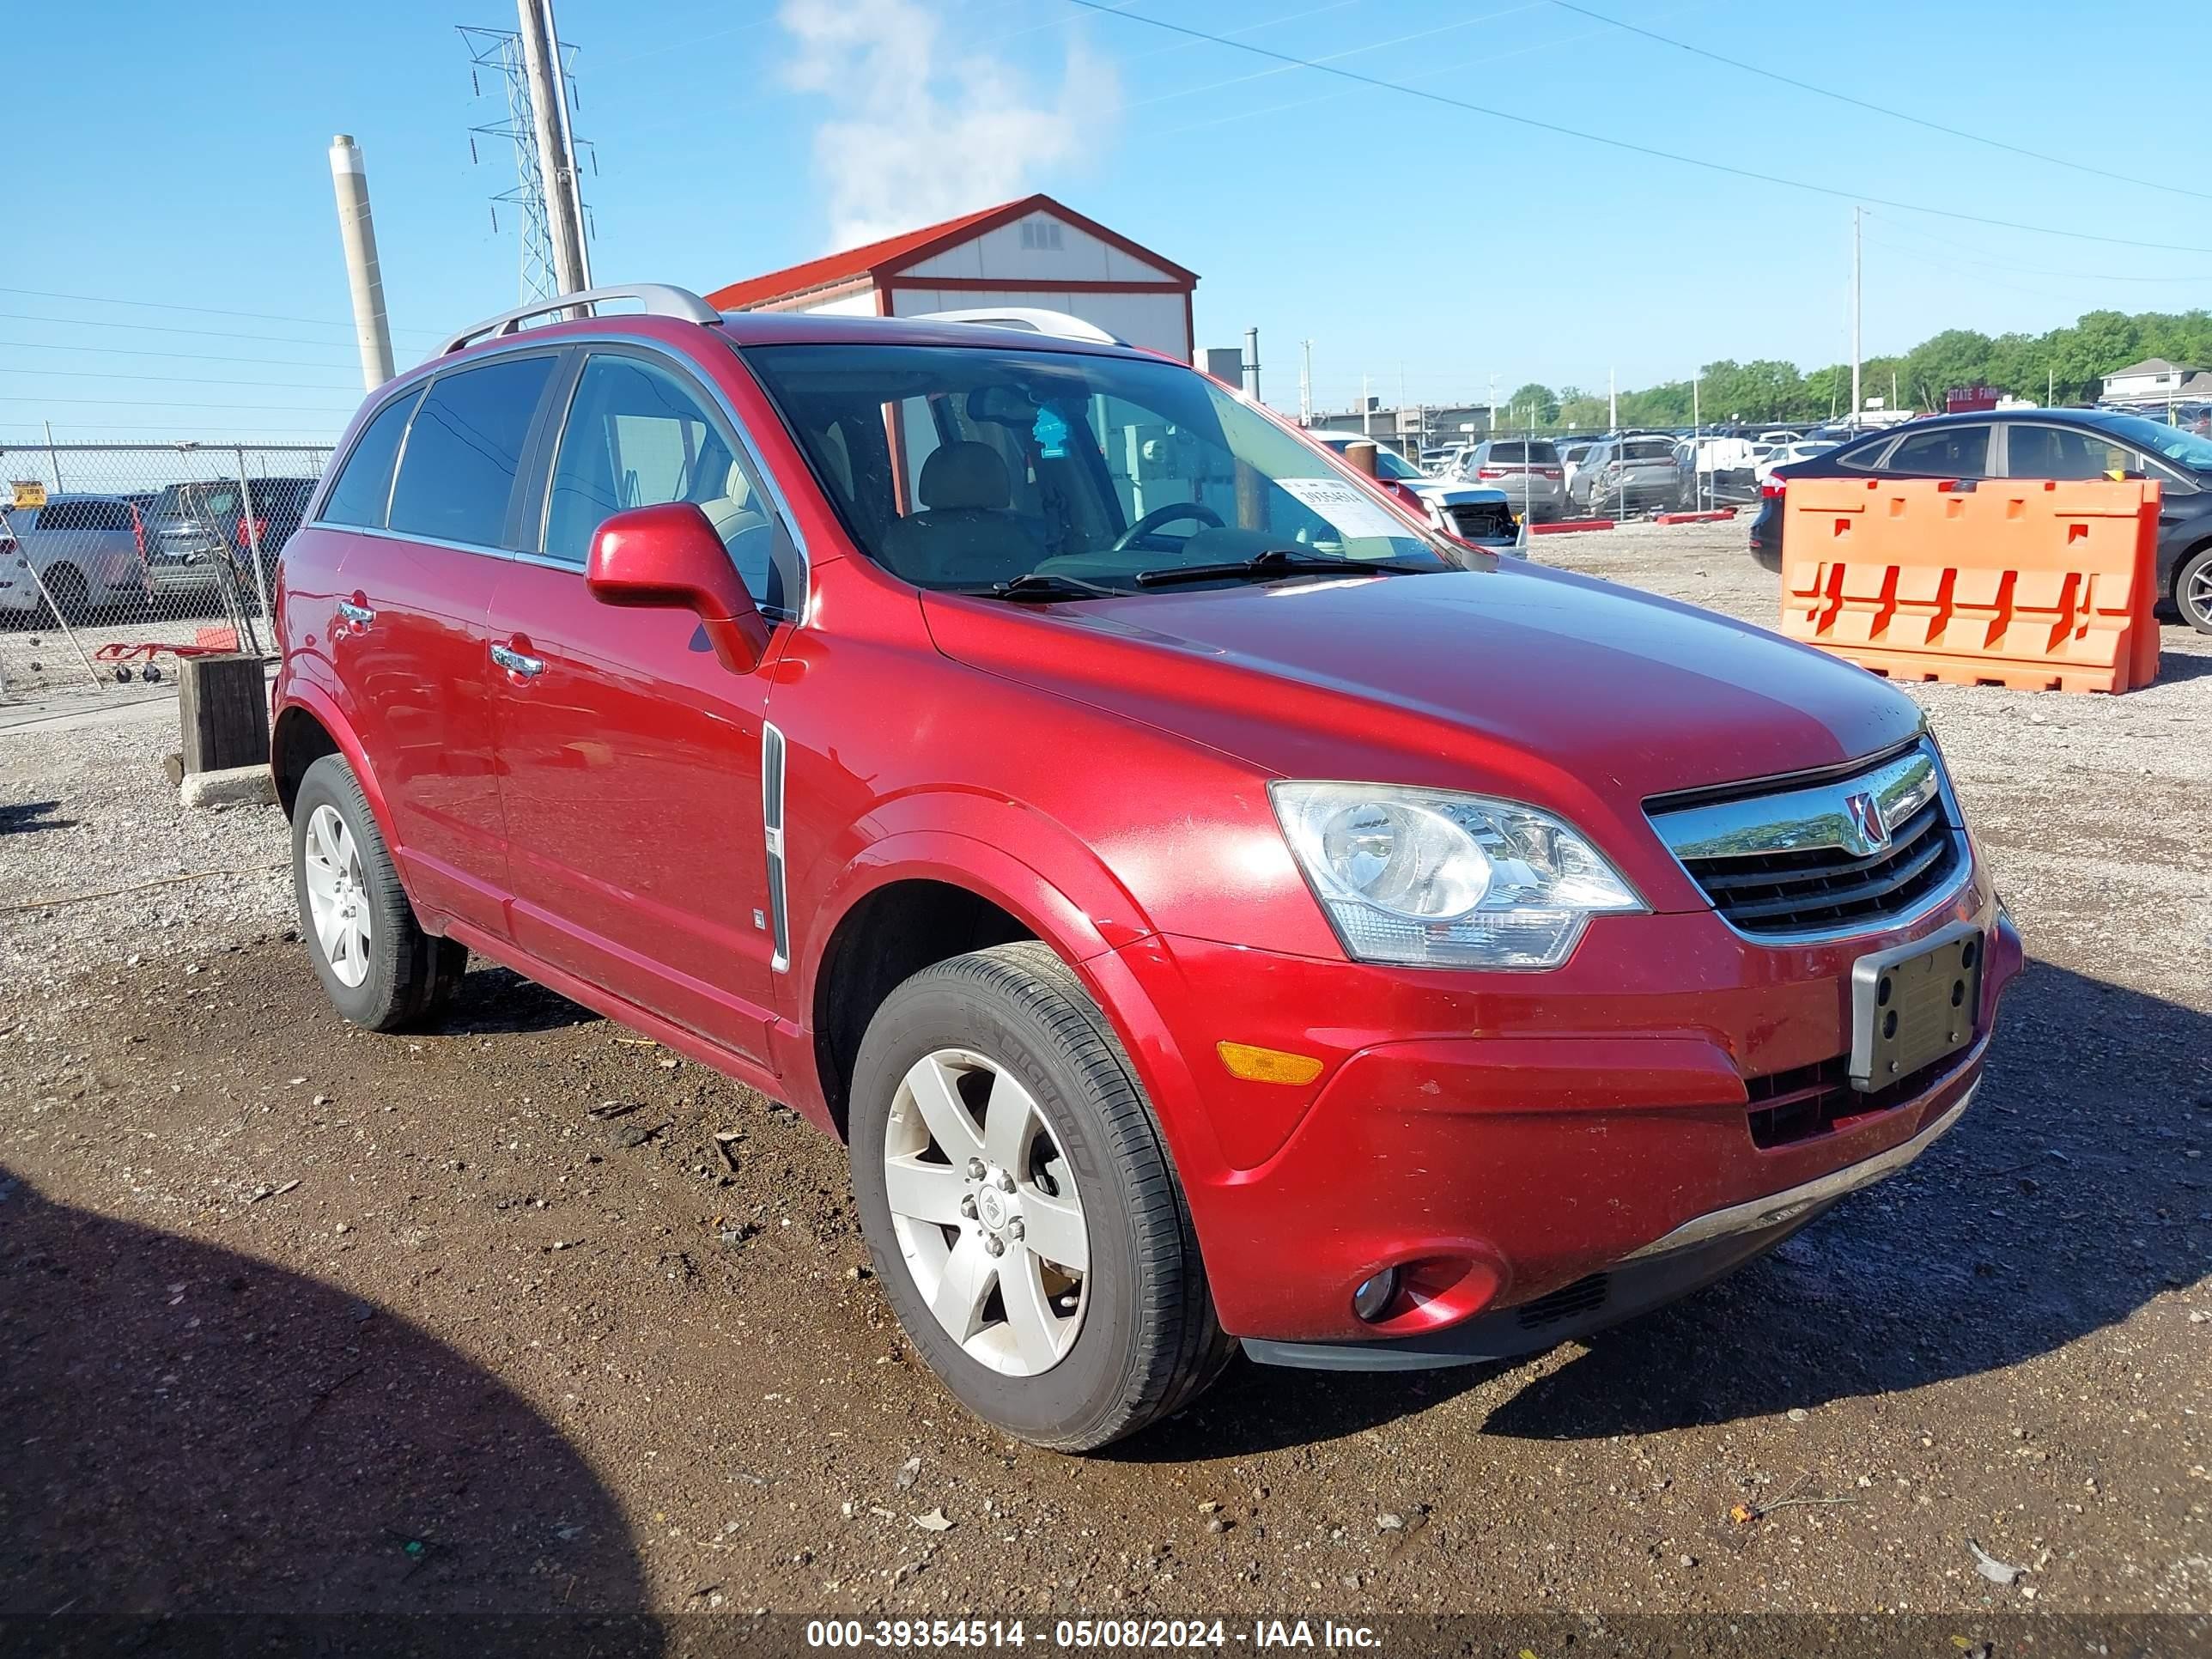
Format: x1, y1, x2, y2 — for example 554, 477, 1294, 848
0, 493, 150, 621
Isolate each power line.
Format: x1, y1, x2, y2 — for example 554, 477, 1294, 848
0, 364, 374, 392
0, 311, 423, 349
1066, 0, 2212, 254
1863, 213, 2212, 285
0, 338, 364, 371
0, 285, 441, 337
0, 395, 360, 411
1548, 1, 2212, 206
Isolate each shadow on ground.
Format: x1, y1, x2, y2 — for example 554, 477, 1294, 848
423, 963, 604, 1039
0, 1168, 656, 1640
0, 799, 74, 836
1122, 957, 2211, 1459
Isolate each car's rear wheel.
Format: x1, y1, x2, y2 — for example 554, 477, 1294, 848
2177, 545, 2212, 635
39, 565, 90, 626
292, 753, 466, 1031
850, 942, 1232, 1451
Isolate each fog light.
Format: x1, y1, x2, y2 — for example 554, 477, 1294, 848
1351, 1268, 1399, 1322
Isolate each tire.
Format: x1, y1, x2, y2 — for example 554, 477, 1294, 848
2177, 545, 2212, 635
291, 753, 467, 1031
40, 565, 90, 626
850, 942, 1233, 1452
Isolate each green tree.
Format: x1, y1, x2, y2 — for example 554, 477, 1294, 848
1507, 382, 1560, 425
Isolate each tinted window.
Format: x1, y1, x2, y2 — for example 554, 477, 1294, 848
2005, 424, 2130, 480
29, 500, 130, 533
1485, 441, 1559, 463
1886, 424, 1991, 477
545, 353, 793, 611
321, 388, 423, 529
388, 356, 554, 546
1623, 438, 1674, 461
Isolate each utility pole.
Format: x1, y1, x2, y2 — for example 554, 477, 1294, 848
1692, 373, 1702, 511
327, 134, 396, 389
518, 0, 590, 297
1360, 372, 1370, 437
1608, 367, 1617, 434
1243, 325, 1261, 403
1298, 339, 1313, 426
1850, 204, 1863, 428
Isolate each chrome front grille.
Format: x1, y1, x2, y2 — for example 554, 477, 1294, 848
1648, 740, 1969, 939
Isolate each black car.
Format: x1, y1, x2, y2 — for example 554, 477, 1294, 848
1749, 409, 2212, 634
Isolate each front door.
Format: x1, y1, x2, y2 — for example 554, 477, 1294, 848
488, 348, 800, 1065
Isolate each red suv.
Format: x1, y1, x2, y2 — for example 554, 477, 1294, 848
272, 286, 2021, 1450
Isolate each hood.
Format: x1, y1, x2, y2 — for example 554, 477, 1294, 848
1402, 478, 1510, 507
920, 561, 1921, 855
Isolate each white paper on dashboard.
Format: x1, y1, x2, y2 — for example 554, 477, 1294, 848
1272, 477, 1410, 543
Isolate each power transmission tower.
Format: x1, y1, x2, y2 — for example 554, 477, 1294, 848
459, 17, 597, 302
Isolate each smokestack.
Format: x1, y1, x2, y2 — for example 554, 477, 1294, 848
328, 135, 396, 388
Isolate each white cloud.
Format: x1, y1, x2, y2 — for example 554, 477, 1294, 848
778, 0, 1119, 248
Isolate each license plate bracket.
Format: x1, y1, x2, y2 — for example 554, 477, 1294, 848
1849, 921, 1984, 1091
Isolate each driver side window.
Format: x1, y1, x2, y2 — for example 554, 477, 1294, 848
544, 353, 797, 614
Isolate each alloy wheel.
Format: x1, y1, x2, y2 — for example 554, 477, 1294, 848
2187, 559, 2212, 629
301, 804, 373, 988
883, 1048, 1090, 1376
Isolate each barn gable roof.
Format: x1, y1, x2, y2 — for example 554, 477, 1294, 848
704, 194, 1197, 311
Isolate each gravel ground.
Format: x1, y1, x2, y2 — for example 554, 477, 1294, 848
2, 523, 2207, 1629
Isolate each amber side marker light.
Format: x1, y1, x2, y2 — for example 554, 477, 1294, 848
1216, 1042, 1324, 1086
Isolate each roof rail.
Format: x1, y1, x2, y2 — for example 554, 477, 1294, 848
911, 307, 1125, 346
434, 283, 720, 357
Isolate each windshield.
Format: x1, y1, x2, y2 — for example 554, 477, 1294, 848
2079, 410, 2212, 473
742, 343, 1453, 593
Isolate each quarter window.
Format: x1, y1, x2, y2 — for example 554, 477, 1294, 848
387, 356, 555, 547
544, 353, 794, 611
321, 389, 422, 529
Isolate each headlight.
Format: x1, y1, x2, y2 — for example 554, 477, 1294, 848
1271, 782, 1644, 969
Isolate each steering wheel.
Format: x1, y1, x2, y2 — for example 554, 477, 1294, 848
1108, 501, 1224, 555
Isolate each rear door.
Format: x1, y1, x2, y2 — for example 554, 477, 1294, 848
486, 345, 801, 1065
331, 351, 559, 938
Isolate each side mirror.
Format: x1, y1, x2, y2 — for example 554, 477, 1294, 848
586, 502, 771, 674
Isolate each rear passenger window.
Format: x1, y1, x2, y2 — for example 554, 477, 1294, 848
1887, 425, 1990, 477
322, 387, 423, 529
387, 356, 555, 546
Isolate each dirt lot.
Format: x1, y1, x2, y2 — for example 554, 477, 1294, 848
3, 521, 2207, 1631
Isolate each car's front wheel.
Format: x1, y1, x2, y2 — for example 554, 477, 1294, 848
2176, 544, 2212, 635
850, 942, 1232, 1451
292, 753, 466, 1030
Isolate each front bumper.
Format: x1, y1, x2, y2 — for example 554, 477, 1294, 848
1098, 874, 2021, 1348
1243, 1083, 1973, 1370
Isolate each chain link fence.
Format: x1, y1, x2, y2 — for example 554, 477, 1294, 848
0, 442, 331, 705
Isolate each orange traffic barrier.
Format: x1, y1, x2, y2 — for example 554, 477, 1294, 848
1778, 477, 2161, 694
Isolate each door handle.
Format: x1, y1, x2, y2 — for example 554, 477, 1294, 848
336, 599, 374, 628
490, 641, 545, 678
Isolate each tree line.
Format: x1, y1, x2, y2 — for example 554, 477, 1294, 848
1498, 307, 2212, 431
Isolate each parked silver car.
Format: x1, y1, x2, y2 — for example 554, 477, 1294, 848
1574, 434, 1689, 514
0, 493, 151, 621
1456, 439, 1565, 520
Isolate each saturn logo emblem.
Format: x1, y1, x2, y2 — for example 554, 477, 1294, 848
1843, 790, 1891, 855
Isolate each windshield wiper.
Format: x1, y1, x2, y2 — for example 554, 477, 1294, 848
1133, 546, 1434, 588
983, 571, 1122, 602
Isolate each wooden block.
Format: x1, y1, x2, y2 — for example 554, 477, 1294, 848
178, 653, 270, 776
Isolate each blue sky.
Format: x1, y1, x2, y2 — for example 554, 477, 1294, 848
8, 0, 2209, 441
